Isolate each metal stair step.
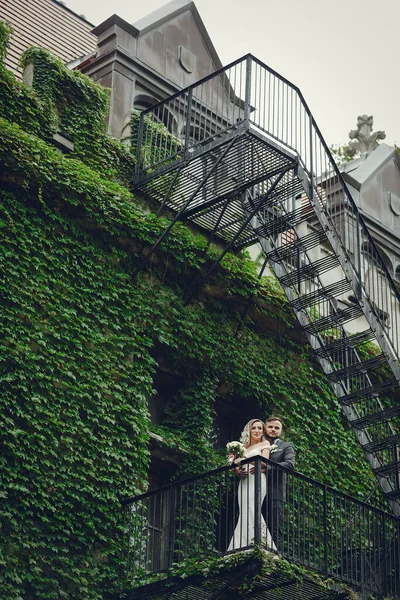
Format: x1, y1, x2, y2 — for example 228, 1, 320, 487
316, 329, 376, 360
350, 405, 400, 429
304, 305, 364, 335
254, 204, 314, 237
373, 461, 400, 477
363, 433, 400, 453
242, 189, 282, 215
339, 378, 400, 406
267, 229, 326, 263
242, 179, 304, 215
279, 254, 340, 288
327, 353, 387, 383
291, 278, 352, 311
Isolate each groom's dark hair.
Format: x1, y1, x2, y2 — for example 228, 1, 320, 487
266, 416, 283, 425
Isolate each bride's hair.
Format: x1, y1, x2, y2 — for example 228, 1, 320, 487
239, 419, 265, 448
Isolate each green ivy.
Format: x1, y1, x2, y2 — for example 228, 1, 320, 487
0, 191, 156, 598
20, 46, 136, 184
0, 22, 379, 599
136, 547, 357, 599
0, 29, 53, 140
0, 20, 11, 61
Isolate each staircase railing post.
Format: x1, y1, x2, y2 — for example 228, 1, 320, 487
309, 114, 314, 199
167, 486, 176, 569
184, 88, 193, 157
244, 56, 252, 125
254, 456, 262, 545
381, 515, 388, 597
323, 485, 328, 576
134, 111, 145, 185
354, 210, 363, 297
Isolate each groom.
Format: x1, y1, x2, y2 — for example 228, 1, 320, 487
264, 417, 295, 553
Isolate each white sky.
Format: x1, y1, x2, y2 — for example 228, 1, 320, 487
64, 0, 400, 148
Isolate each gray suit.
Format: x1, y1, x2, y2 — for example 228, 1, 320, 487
264, 439, 295, 551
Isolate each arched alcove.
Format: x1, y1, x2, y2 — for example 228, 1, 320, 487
361, 241, 394, 275
180, 123, 216, 146
134, 94, 178, 135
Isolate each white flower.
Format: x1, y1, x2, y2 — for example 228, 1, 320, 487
226, 441, 245, 462
269, 444, 279, 453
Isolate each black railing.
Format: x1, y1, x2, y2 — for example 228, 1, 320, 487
133, 54, 400, 367
132, 53, 400, 510
122, 457, 400, 598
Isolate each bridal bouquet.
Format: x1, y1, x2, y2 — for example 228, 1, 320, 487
226, 441, 245, 464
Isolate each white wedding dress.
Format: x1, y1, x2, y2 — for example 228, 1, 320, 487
228, 444, 277, 551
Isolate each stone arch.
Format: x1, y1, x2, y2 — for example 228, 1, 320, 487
395, 265, 400, 283
180, 123, 216, 146
134, 94, 178, 135
133, 93, 159, 110
361, 241, 393, 275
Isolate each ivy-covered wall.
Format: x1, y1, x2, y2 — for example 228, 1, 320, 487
0, 22, 376, 599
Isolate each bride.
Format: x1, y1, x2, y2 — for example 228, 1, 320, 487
228, 419, 277, 552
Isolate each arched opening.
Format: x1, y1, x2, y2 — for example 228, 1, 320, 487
134, 94, 178, 135
180, 123, 216, 147
361, 242, 394, 322
395, 265, 400, 283
361, 241, 393, 275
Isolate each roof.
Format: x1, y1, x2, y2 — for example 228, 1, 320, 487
92, 0, 223, 75
90, 0, 225, 101
341, 143, 400, 190
0, 0, 96, 77
133, 0, 223, 72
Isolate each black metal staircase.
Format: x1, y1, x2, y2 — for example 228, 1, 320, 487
133, 55, 400, 514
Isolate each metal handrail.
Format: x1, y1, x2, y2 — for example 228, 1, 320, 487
134, 55, 400, 366
123, 457, 400, 598
123, 458, 385, 511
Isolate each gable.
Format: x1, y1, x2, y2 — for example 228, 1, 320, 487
358, 154, 400, 236
343, 145, 400, 238
136, 9, 221, 89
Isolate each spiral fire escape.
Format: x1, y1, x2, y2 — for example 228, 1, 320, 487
133, 54, 400, 515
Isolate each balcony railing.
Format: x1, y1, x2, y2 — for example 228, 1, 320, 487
122, 457, 400, 599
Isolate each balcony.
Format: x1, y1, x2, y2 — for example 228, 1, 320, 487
121, 457, 400, 599
132, 55, 400, 508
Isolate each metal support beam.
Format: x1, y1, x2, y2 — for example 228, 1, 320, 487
234, 240, 270, 337
156, 165, 184, 217
133, 137, 238, 274
185, 166, 293, 298
183, 160, 297, 219
183, 198, 232, 302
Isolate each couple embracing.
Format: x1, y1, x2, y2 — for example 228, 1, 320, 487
227, 417, 295, 554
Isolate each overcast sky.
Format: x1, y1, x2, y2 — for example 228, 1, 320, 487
64, 0, 400, 148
